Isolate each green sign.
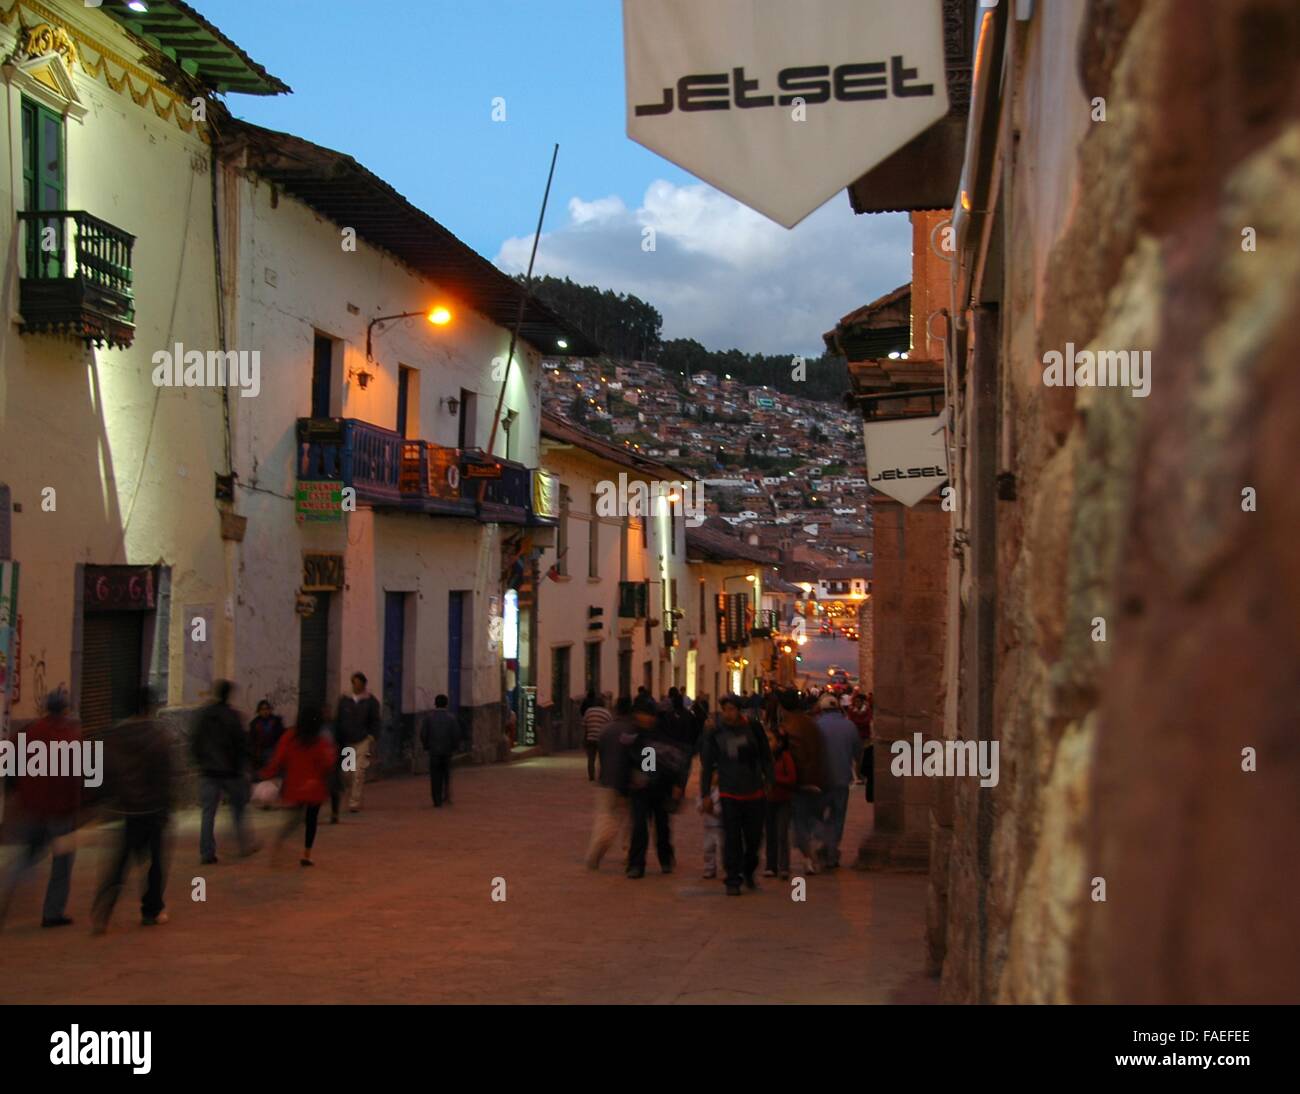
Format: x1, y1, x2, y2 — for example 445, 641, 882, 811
296, 481, 343, 522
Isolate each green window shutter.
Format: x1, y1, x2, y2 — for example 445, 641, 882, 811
21, 97, 66, 278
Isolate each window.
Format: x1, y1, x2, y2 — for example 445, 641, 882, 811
458, 388, 477, 449
502, 409, 517, 461
22, 97, 65, 276
311, 333, 335, 418
584, 640, 602, 696
699, 580, 707, 635
397, 366, 414, 438
588, 494, 600, 578
556, 485, 571, 577
619, 521, 629, 583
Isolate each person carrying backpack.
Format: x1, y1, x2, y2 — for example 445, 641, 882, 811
699, 695, 774, 895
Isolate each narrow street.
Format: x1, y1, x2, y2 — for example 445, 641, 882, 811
0, 757, 933, 1005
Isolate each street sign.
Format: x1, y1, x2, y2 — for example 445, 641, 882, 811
864, 413, 949, 506
624, 0, 949, 228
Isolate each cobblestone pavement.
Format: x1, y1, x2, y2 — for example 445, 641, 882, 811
0, 756, 936, 1004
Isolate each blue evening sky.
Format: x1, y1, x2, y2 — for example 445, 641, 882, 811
194, 0, 910, 356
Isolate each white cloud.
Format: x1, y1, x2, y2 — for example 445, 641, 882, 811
495, 180, 910, 357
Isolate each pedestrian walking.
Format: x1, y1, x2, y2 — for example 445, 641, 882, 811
625, 696, 688, 879
763, 725, 797, 879
699, 695, 773, 895
192, 680, 257, 865
333, 672, 380, 818
779, 688, 825, 875
697, 711, 725, 879
586, 698, 635, 870
0, 690, 82, 929
581, 694, 612, 781
261, 705, 337, 867
420, 695, 459, 807
848, 692, 873, 797
815, 693, 862, 869
91, 687, 174, 932
248, 700, 286, 774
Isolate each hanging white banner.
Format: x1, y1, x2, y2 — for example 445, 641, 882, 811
624, 0, 948, 228
864, 414, 948, 506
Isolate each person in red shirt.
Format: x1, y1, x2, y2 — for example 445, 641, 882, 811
260, 705, 337, 866
0, 690, 83, 928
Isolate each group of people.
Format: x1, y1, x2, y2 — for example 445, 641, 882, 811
0, 669, 465, 934
583, 683, 875, 895
191, 673, 381, 872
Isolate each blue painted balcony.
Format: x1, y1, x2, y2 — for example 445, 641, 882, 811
297, 419, 550, 524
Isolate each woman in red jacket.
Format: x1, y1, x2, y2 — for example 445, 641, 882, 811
260, 705, 337, 866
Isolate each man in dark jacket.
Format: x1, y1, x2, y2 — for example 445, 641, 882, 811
625, 696, 688, 879
700, 694, 774, 895
333, 672, 380, 817
191, 679, 255, 865
419, 694, 459, 807
0, 690, 83, 929
91, 687, 174, 931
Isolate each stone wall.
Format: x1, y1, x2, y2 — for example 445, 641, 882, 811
860, 497, 949, 870
940, 0, 1300, 1003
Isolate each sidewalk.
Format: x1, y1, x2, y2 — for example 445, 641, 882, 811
0, 755, 935, 1004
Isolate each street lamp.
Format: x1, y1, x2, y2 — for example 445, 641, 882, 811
366, 306, 453, 362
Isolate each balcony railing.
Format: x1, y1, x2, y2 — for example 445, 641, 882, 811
18, 210, 135, 349
297, 418, 549, 523
751, 608, 778, 638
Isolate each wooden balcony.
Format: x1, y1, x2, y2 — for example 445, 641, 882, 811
18, 210, 135, 349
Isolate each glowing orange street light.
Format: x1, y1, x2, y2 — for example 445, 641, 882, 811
428, 305, 452, 325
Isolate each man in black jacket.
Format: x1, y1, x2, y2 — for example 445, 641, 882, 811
333, 672, 380, 818
419, 694, 459, 807
700, 695, 774, 895
191, 680, 256, 865
92, 687, 175, 931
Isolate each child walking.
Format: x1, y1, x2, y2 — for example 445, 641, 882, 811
261, 705, 337, 866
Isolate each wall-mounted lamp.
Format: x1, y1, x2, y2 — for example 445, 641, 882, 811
348, 364, 374, 390
366, 306, 454, 361
441, 395, 461, 416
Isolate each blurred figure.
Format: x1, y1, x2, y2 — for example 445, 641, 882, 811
815, 692, 862, 869
848, 692, 873, 798
581, 693, 611, 782
662, 687, 697, 755
700, 695, 773, 895
779, 688, 825, 875
585, 697, 634, 870
625, 695, 687, 879
764, 723, 797, 879
92, 687, 174, 932
333, 672, 380, 817
261, 704, 337, 866
697, 712, 725, 879
420, 694, 459, 807
248, 700, 285, 774
0, 689, 81, 929
192, 679, 256, 865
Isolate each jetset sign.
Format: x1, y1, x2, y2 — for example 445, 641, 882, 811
863, 414, 949, 507
624, 0, 948, 228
